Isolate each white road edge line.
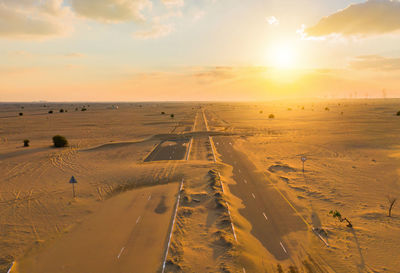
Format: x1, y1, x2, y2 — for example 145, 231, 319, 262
117, 247, 125, 259
244, 179, 247, 184
263, 212, 268, 220
280, 242, 288, 254
312, 228, 330, 247
161, 178, 184, 273
148, 195, 152, 200
252, 193, 256, 199
6, 262, 14, 273
136, 216, 141, 224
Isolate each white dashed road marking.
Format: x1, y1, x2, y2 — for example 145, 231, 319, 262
263, 212, 268, 220
117, 247, 125, 259
136, 216, 141, 224
244, 179, 247, 184
251, 193, 256, 199
148, 195, 152, 200
280, 242, 288, 254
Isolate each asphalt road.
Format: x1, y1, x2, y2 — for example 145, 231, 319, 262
213, 137, 309, 261
188, 110, 214, 161
144, 139, 189, 162
13, 183, 179, 273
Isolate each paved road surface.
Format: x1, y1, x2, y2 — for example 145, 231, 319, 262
188, 111, 213, 161
13, 183, 179, 273
203, 110, 313, 265
144, 139, 189, 162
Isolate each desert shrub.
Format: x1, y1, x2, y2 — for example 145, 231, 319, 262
23, 139, 30, 147
325, 107, 330, 111
287, 108, 292, 111
75, 107, 78, 111
329, 210, 352, 228
268, 114, 275, 119
387, 196, 397, 217
81, 107, 87, 111
19, 112, 23, 116
161, 111, 165, 115
48, 110, 53, 114
259, 110, 263, 114
396, 111, 400, 116
52, 135, 68, 148
59, 109, 64, 113
170, 114, 174, 118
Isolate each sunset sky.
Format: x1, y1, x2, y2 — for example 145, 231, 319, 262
1, 0, 400, 101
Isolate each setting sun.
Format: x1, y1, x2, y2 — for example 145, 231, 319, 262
268, 44, 297, 69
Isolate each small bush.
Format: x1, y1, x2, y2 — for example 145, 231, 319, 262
48, 110, 53, 114
287, 108, 292, 111
268, 114, 275, 119
325, 107, 330, 111
19, 112, 23, 116
59, 109, 64, 113
329, 210, 352, 228
396, 111, 400, 116
23, 139, 30, 147
52, 135, 68, 148
170, 114, 174, 118
81, 108, 87, 111
161, 112, 165, 115
75, 107, 78, 111
259, 110, 263, 114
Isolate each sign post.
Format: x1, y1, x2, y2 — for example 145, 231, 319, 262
69, 176, 77, 198
301, 156, 307, 173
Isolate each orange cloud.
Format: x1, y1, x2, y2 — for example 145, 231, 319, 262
350, 55, 400, 71
305, 0, 400, 38
0, 1, 70, 39
71, 0, 152, 22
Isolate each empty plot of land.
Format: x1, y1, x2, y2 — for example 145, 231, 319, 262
144, 140, 189, 162
12, 183, 179, 273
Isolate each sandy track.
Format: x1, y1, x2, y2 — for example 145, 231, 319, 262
11, 183, 180, 273
188, 110, 214, 161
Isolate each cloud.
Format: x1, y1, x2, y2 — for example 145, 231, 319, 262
133, 23, 173, 39
64, 52, 85, 58
0, 2, 70, 39
161, 0, 184, 7
71, 0, 152, 22
266, 16, 279, 26
305, 0, 400, 38
350, 55, 400, 71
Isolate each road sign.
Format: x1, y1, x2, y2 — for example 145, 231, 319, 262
301, 156, 307, 173
69, 176, 77, 198
69, 176, 77, 184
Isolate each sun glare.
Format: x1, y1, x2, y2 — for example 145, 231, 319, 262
267, 44, 297, 69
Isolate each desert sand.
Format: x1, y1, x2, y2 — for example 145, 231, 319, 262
1, 100, 400, 272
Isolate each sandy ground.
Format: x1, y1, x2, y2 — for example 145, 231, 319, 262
1, 100, 400, 272
0, 103, 195, 272
11, 183, 179, 273
206, 99, 400, 272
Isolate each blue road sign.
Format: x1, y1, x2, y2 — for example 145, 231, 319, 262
69, 176, 77, 184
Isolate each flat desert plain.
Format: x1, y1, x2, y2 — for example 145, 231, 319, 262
0, 100, 400, 273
